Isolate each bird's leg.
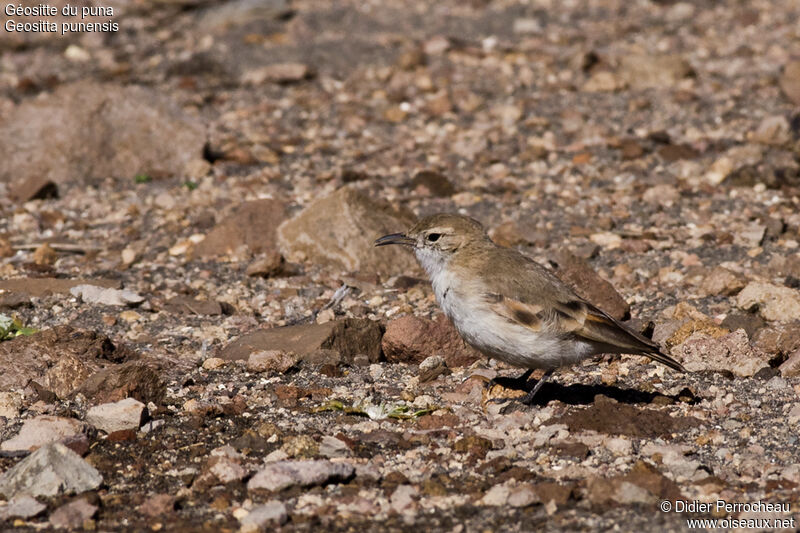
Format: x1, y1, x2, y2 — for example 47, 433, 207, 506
520, 369, 554, 405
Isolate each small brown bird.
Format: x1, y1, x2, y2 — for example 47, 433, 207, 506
376, 213, 685, 404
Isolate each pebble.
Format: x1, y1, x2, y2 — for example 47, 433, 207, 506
737, 282, 800, 321
69, 285, 144, 307
49, 498, 97, 529
238, 501, 288, 531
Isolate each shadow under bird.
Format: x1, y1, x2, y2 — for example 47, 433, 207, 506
375, 213, 686, 404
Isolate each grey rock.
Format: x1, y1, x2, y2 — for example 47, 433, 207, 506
85, 398, 147, 433
0, 443, 103, 498
247, 460, 354, 492
319, 436, 351, 458
69, 285, 144, 307
1, 416, 87, 453
239, 501, 288, 530
737, 282, 800, 321
0, 495, 46, 520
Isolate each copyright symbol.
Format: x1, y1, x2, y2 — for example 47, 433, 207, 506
660, 500, 672, 512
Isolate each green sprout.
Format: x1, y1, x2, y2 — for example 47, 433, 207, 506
0, 314, 38, 341
134, 173, 152, 184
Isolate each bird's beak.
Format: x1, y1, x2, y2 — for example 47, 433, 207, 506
374, 233, 415, 247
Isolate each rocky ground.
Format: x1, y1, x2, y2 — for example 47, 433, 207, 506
1, 0, 800, 530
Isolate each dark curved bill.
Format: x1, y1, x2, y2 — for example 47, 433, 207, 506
374, 233, 415, 247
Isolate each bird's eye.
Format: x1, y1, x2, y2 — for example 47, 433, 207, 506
427, 233, 441, 242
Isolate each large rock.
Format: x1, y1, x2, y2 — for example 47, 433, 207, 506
277, 187, 418, 278
0, 82, 205, 196
678, 329, 770, 377
194, 199, 287, 258
0, 443, 102, 499
247, 460, 354, 492
220, 319, 383, 365
550, 251, 630, 320
76, 361, 166, 406
0, 326, 135, 398
736, 282, 800, 322
382, 314, 481, 367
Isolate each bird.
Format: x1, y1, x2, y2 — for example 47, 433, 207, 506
375, 213, 685, 404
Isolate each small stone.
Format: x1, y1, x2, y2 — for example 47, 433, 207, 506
0, 443, 103, 498
138, 494, 174, 517
69, 285, 144, 307
242, 63, 310, 84
390, 484, 418, 513
750, 115, 792, 146
699, 266, 746, 297
737, 282, 800, 321
721, 312, 765, 339
247, 460, 354, 492
85, 397, 147, 433
49, 498, 97, 530
0, 391, 23, 419
32, 243, 57, 266
507, 484, 540, 508
238, 501, 288, 530
120, 247, 137, 266
1, 416, 87, 453
618, 53, 692, 89
202, 357, 227, 370
779, 349, 800, 377
779, 61, 800, 105
246, 350, 300, 373
319, 436, 351, 458
245, 251, 284, 277
411, 170, 456, 197
0, 495, 46, 520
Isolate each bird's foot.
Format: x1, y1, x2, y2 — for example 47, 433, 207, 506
486, 369, 554, 406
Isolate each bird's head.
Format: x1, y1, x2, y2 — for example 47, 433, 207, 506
375, 213, 489, 275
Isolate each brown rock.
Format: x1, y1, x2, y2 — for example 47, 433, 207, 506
657, 143, 699, 161
720, 312, 765, 339
242, 63, 312, 84
0, 82, 206, 189
276, 187, 418, 278
411, 170, 456, 197
138, 494, 175, 518
550, 251, 630, 320
779, 349, 800, 377
9, 176, 58, 203
779, 61, 800, 105
49, 498, 97, 530
76, 361, 166, 406
699, 266, 746, 297
195, 199, 286, 258
220, 318, 383, 365
382, 314, 482, 367
665, 320, 729, 350
753, 323, 800, 357
587, 461, 682, 508
548, 396, 701, 438
246, 250, 285, 277
247, 350, 300, 373
618, 53, 693, 89
32, 244, 57, 266
163, 296, 224, 316
0, 278, 120, 298
0, 326, 134, 399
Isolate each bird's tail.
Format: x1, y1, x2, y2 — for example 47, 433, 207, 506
645, 350, 687, 373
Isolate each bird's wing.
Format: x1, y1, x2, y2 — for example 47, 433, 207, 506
477, 249, 685, 372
